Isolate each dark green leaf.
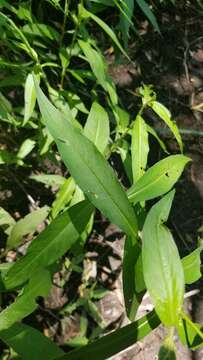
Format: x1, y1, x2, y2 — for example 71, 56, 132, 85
34, 80, 137, 239
182, 242, 203, 284
5, 201, 93, 289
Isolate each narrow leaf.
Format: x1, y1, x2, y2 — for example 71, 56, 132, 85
131, 115, 149, 183
7, 206, 50, 249
135, 0, 160, 33
57, 311, 160, 360
127, 155, 190, 204
0, 207, 16, 236
142, 191, 185, 326
23, 73, 37, 125
34, 79, 137, 239
4, 201, 93, 289
17, 138, 36, 159
84, 101, 109, 154
51, 177, 75, 218
151, 101, 183, 152
79, 4, 129, 60
177, 318, 203, 350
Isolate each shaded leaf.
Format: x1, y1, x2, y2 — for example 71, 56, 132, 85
0, 269, 51, 331
7, 206, 50, 249
51, 177, 75, 218
135, 0, 160, 33
177, 318, 203, 350
23, 73, 38, 125
58, 311, 160, 360
0, 321, 64, 359
5, 201, 93, 289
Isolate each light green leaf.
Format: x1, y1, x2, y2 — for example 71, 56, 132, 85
58, 311, 160, 360
7, 206, 50, 249
131, 115, 149, 183
0, 269, 51, 331
182, 242, 203, 284
0, 207, 16, 236
51, 177, 75, 218
0, 322, 64, 360
79, 4, 129, 60
23, 73, 38, 125
84, 101, 109, 154
17, 139, 36, 159
135, 0, 160, 33
4, 201, 93, 289
142, 191, 185, 326
127, 155, 190, 204
151, 101, 183, 152
34, 79, 137, 239
30, 174, 66, 187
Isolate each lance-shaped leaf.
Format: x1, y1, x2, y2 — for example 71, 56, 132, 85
131, 115, 149, 183
23, 73, 39, 125
4, 200, 93, 289
33, 79, 137, 239
51, 177, 75, 219
0, 269, 51, 331
84, 101, 109, 154
6, 206, 50, 250
127, 155, 190, 204
79, 4, 129, 60
57, 310, 160, 360
181, 241, 203, 284
0, 321, 64, 359
142, 191, 185, 326
151, 101, 183, 152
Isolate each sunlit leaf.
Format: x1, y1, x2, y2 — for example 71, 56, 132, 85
142, 191, 185, 326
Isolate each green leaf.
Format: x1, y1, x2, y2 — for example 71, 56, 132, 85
58, 311, 160, 360
147, 124, 169, 154
7, 206, 50, 250
23, 73, 38, 125
17, 139, 36, 159
79, 4, 129, 60
0, 207, 16, 236
177, 318, 203, 350
23, 23, 60, 41
127, 155, 190, 204
4, 201, 93, 289
84, 101, 109, 154
123, 240, 145, 320
78, 40, 117, 105
181, 242, 203, 284
131, 115, 149, 183
151, 101, 183, 152
30, 174, 66, 187
51, 177, 75, 218
142, 191, 185, 326
118, 0, 134, 48
0, 322, 64, 359
158, 333, 176, 360
135, 0, 160, 33
34, 79, 137, 239
0, 269, 51, 331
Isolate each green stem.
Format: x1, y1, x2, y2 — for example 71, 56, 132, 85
60, 0, 70, 48
180, 309, 203, 341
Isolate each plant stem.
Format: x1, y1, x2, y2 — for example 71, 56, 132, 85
60, 0, 70, 48
180, 309, 203, 341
